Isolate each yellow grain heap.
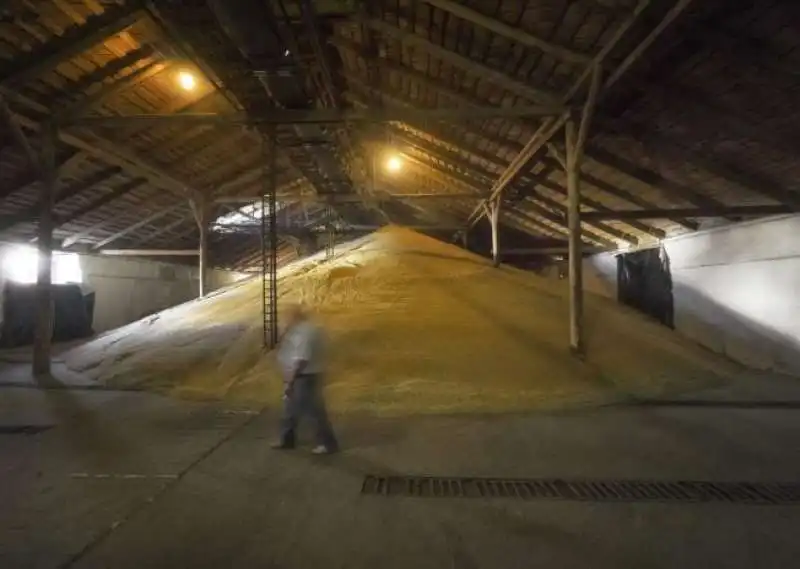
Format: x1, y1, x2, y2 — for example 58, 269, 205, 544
64, 226, 737, 414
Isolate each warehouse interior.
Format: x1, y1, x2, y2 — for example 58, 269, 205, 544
1, 1, 800, 567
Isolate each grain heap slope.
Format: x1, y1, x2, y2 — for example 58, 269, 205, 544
64, 226, 737, 414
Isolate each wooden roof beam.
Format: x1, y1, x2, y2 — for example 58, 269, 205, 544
552, 142, 724, 210
0, 167, 124, 234
55, 45, 157, 104
55, 179, 147, 230
399, 137, 641, 244
0, 94, 38, 169
582, 204, 794, 221
338, 56, 704, 228
595, 115, 800, 209
467, 0, 697, 228
346, 90, 666, 238
423, 0, 591, 65
399, 149, 623, 246
91, 204, 187, 250
62, 60, 169, 118
358, 17, 560, 105
4, 90, 201, 202
0, 1, 145, 87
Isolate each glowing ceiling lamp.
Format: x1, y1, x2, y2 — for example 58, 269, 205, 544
385, 156, 402, 173
177, 70, 196, 91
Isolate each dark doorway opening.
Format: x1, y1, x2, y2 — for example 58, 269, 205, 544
617, 247, 674, 328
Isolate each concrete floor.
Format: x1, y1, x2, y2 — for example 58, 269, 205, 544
2, 364, 800, 569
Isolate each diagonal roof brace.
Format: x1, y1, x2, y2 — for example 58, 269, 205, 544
466, 0, 698, 229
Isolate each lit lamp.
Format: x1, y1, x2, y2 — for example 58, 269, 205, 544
385, 156, 402, 173
177, 70, 196, 91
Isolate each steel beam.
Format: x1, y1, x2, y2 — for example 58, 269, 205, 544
59, 105, 566, 128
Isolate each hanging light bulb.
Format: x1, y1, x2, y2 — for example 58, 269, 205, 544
385, 156, 402, 173
177, 70, 196, 91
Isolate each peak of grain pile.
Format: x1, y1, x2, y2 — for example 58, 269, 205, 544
64, 226, 736, 414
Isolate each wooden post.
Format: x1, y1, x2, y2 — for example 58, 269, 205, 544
564, 65, 601, 357
33, 124, 57, 377
564, 117, 583, 355
192, 196, 209, 298
190, 194, 211, 297
490, 199, 501, 267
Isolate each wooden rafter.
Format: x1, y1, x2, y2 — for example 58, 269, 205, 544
0, 1, 145, 87
335, 40, 709, 225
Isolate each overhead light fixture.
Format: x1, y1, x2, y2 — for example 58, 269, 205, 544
177, 70, 196, 91
386, 156, 402, 173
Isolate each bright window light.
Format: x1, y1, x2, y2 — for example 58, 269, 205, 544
2, 246, 83, 285
212, 200, 291, 233
177, 70, 196, 91
54, 251, 83, 284
385, 156, 402, 173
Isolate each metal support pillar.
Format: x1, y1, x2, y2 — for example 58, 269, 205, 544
33, 124, 57, 377
261, 129, 278, 349
564, 65, 601, 357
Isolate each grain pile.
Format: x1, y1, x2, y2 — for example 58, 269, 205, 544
64, 226, 737, 415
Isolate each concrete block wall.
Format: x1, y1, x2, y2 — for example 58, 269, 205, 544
578, 215, 800, 376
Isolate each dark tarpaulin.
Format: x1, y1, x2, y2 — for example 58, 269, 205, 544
617, 247, 674, 329
1, 283, 94, 347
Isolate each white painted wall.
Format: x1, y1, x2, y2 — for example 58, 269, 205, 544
577, 215, 800, 376
80, 255, 244, 333
0, 244, 245, 335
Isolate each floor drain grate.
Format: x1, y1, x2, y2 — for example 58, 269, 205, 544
0, 425, 54, 436
361, 476, 800, 505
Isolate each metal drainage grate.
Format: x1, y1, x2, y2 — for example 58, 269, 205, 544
361, 476, 800, 505
0, 425, 54, 436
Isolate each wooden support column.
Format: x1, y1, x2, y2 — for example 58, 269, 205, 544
190, 195, 210, 298
489, 200, 501, 267
33, 124, 57, 377
564, 65, 601, 357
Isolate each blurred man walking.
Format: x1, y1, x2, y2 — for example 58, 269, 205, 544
273, 303, 339, 454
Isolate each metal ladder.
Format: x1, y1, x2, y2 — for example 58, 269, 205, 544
260, 134, 278, 349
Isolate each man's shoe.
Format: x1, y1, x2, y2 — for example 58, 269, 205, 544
311, 445, 337, 455
271, 441, 294, 450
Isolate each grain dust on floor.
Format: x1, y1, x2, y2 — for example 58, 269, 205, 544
63, 226, 738, 415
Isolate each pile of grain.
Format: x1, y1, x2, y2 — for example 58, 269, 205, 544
64, 226, 737, 414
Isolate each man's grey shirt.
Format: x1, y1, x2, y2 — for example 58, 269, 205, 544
277, 319, 326, 378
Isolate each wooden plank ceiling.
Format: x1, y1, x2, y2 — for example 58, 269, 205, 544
0, 0, 796, 271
